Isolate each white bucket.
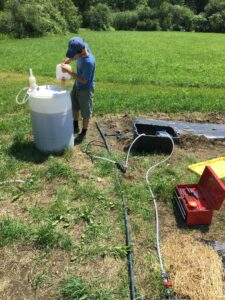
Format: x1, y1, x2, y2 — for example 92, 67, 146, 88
28, 85, 74, 153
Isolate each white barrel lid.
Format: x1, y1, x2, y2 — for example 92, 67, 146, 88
29, 85, 70, 99
28, 85, 72, 114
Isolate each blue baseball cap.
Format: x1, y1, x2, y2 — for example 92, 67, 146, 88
66, 37, 85, 58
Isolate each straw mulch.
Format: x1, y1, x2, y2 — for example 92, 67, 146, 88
162, 233, 225, 300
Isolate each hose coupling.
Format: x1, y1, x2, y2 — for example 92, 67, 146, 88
115, 163, 127, 173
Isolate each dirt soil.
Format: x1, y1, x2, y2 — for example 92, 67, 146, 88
88, 112, 225, 244
88, 112, 225, 166
1, 112, 225, 300
91, 112, 225, 299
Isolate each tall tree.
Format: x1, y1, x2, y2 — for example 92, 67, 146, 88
104, 0, 138, 11
169, 0, 185, 5
195, 0, 209, 13
73, 0, 141, 12
185, 0, 196, 11
72, 0, 96, 12
0, 0, 5, 10
148, 0, 165, 8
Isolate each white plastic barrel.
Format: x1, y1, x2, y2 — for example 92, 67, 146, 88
28, 85, 74, 153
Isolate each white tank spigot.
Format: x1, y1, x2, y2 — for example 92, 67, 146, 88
29, 68, 37, 91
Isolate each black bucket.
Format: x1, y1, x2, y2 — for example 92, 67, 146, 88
132, 119, 179, 154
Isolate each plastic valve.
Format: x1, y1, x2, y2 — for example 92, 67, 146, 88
164, 282, 173, 287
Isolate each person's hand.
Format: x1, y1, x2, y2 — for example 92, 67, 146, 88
61, 63, 71, 73
64, 58, 72, 64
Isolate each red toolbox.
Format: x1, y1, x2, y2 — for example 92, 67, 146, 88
175, 166, 225, 225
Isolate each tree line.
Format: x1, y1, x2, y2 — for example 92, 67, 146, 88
0, 0, 225, 38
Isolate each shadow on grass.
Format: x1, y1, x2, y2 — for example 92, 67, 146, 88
9, 141, 51, 164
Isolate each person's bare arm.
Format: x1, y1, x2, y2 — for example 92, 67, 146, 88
61, 63, 87, 84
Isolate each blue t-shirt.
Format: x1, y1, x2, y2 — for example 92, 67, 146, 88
76, 50, 95, 90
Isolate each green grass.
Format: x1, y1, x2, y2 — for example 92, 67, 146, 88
59, 276, 112, 300
1, 31, 225, 88
0, 217, 31, 247
0, 217, 73, 250
40, 159, 78, 182
1, 30, 225, 114
34, 223, 73, 250
0, 30, 224, 300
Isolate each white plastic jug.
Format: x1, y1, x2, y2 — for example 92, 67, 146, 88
56, 64, 71, 81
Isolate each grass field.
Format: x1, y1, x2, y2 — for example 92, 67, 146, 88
0, 30, 225, 300
1, 30, 225, 115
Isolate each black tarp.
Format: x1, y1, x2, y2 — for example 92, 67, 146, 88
132, 119, 225, 154
134, 119, 225, 140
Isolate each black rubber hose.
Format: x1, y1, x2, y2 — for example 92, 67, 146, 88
122, 195, 136, 300
96, 122, 137, 300
96, 121, 111, 152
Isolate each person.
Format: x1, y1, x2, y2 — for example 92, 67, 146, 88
61, 37, 95, 143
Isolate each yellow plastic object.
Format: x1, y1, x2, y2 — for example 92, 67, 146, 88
188, 157, 225, 179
